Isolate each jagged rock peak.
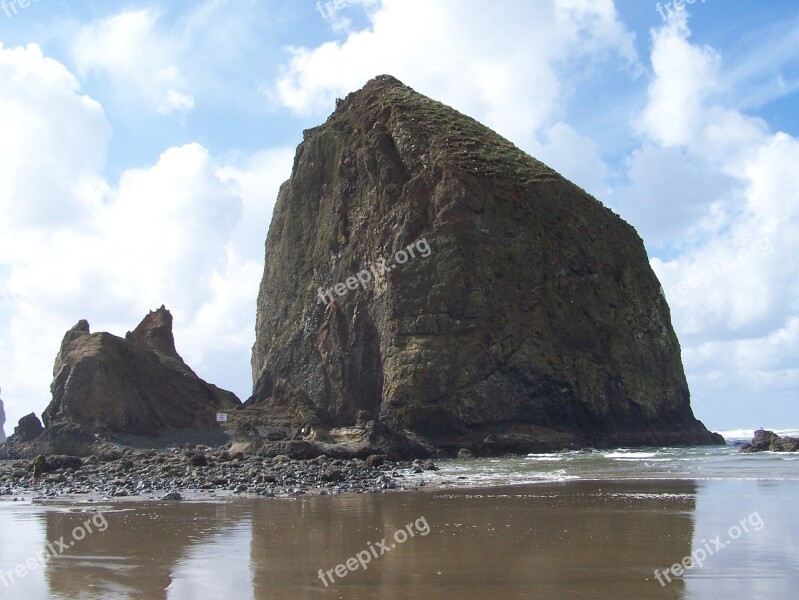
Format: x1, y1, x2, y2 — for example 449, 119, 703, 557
125, 305, 183, 361
43, 307, 240, 436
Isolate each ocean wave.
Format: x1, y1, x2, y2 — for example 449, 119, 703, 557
525, 454, 565, 461
605, 451, 660, 459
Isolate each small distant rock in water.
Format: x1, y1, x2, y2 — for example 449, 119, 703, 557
741, 429, 799, 453
161, 492, 183, 501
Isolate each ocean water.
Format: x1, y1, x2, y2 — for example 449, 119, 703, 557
1, 432, 797, 599
400, 430, 799, 490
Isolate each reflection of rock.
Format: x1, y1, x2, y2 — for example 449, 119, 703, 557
741, 429, 799, 452
246, 480, 698, 597
43, 503, 247, 599
43, 306, 240, 436
35, 479, 699, 598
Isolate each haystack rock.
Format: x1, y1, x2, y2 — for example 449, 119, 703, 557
43, 306, 240, 436
248, 75, 723, 455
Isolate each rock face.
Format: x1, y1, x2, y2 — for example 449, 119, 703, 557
249, 75, 722, 455
43, 306, 240, 436
741, 430, 799, 453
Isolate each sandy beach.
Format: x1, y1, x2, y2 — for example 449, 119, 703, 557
2, 476, 797, 599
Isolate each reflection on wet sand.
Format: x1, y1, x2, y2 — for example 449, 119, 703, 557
248, 480, 696, 599
42, 502, 252, 599
39, 481, 698, 599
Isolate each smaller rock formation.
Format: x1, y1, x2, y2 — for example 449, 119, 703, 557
0, 387, 6, 443
3, 413, 96, 457
741, 429, 799, 453
43, 306, 241, 436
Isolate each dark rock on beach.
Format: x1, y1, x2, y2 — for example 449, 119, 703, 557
0, 446, 422, 500
13, 413, 44, 442
230, 423, 266, 455
741, 429, 799, 453
43, 306, 240, 436
6, 421, 96, 457
248, 74, 723, 455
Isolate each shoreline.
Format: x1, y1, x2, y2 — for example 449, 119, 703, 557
3, 435, 797, 507
4, 472, 798, 509
0, 447, 442, 504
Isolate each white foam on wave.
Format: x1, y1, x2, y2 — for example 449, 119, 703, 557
604, 492, 694, 500
405, 463, 581, 488
605, 451, 660, 459
525, 454, 565, 462
719, 427, 799, 441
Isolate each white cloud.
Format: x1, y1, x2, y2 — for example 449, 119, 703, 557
529, 122, 610, 197
316, 0, 381, 31
274, 0, 639, 151
611, 144, 741, 249
637, 15, 720, 148
71, 9, 194, 115
0, 43, 111, 231
631, 14, 799, 427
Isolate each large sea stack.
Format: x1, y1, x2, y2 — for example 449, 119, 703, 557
249, 75, 722, 455
43, 306, 240, 436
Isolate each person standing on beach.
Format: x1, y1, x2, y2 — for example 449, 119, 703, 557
32, 455, 45, 481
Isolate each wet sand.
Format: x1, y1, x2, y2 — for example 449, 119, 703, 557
1, 478, 797, 599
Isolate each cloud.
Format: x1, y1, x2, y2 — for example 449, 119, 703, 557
611, 144, 741, 250
273, 0, 640, 150
71, 9, 195, 115
315, 0, 381, 31
529, 122, 610, 197
630, 14, 799, 427
0, 42, 293, 428
0, 43, 111, 231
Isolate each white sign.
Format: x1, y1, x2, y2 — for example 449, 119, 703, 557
216, 412, 229, 423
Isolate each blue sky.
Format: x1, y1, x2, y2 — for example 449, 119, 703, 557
1, 0, 798, 435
